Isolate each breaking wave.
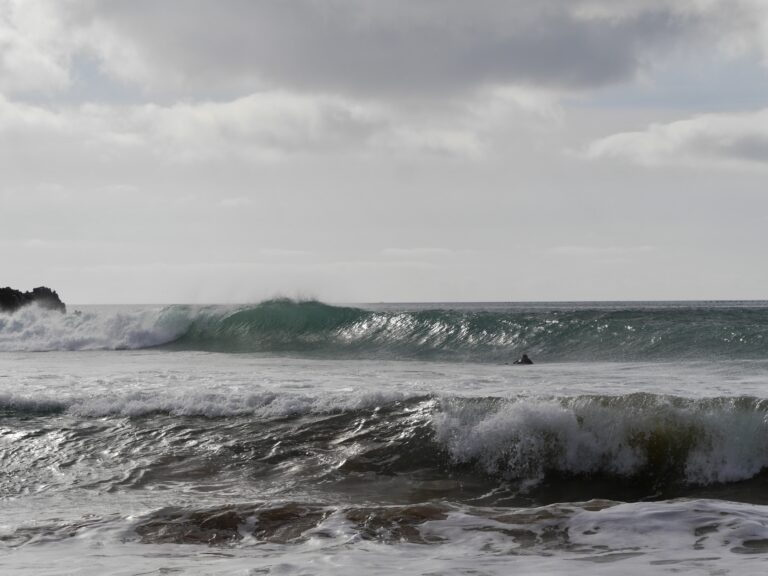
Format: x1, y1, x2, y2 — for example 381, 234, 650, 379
5, 391, 768, 495
2, 298, 768, 361
434, 393, 768, 486
0, 304, 191, 352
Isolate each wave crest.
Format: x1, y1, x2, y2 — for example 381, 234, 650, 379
5, 388, 768, 489
2, 299, 768, 359
434, 394, 768, 485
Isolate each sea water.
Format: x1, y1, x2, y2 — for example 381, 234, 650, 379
2, 300, 768, 574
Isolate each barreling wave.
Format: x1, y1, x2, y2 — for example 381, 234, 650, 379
2, 298, 768, 361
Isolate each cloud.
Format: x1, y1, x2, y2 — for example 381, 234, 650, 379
372, 127, 483, 159
4, 0, 766, 168
546, 245, 657, 256
380, 248, 476, 258
259, 249, 312, 257
92, 1, 697, 96
5, 0, 765, 101
0, 90, 490, 169
128, 92, 386, 161
0, 0, 73, 94
587, 109, 768, 168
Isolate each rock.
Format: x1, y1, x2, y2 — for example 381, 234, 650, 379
0, 286, 66, 313
345, 504, 449, 544
251, 504, 327, 543
134, 507, 245, 545
133, 503, 329, 546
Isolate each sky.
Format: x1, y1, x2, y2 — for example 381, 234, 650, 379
2, 0, 768, 304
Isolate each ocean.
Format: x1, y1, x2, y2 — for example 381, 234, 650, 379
2, 300, 768, 575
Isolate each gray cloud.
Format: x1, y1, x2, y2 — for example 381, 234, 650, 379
55, 0, 743, 99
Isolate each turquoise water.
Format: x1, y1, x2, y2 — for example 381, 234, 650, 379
5, 299, 768, 360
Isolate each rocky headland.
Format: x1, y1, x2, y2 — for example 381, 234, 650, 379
0, 286, 66, 313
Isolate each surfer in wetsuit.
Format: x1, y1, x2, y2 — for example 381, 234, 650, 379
513, 353, 533, 365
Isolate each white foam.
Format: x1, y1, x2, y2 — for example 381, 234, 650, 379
0, 389, 413, 419
433, 395, 768, 484
567, 499, 768, 556
5, 499, 768, 575
0, 305, 191, 351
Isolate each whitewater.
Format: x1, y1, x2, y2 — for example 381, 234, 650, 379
3, 300, 768, 575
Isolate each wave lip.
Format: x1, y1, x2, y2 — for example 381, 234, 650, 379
163, 299, 768, 360
172, 299, 368, 353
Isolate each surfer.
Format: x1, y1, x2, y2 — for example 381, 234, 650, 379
513, 354, 533, 365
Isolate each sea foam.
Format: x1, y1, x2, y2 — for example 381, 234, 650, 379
0, 304, 190, 351
433, 394, 768, 485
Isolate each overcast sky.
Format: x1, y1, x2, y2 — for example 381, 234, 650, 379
2, 0, 768, 304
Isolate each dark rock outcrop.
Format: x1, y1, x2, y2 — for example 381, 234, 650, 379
134, 503, 329, 546
0, 286, 66, 313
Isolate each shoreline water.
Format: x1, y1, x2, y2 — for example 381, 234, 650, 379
2, 301, 768, 574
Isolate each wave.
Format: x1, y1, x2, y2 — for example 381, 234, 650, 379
5, 390, 768, 493
434, 393, 768, 486
0, 388, 412, 418
2, 298, 768, 360
0, 304, 192, 352
9, 499, 768, 574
